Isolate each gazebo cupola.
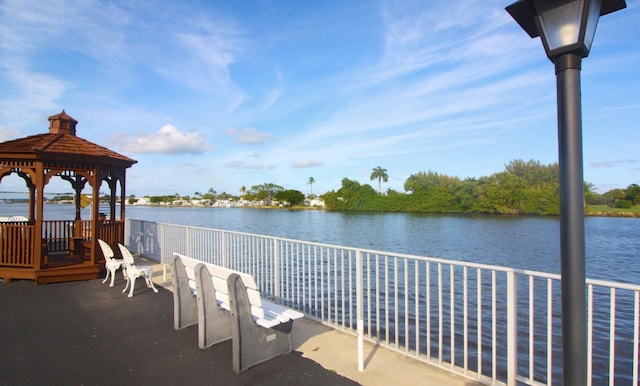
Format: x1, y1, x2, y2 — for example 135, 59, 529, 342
48, 110, 78, 135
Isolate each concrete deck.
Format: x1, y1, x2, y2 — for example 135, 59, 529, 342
150, 261, 479, 386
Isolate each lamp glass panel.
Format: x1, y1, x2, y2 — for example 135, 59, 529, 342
535, 0, 584, 50
583, 0, 602, 50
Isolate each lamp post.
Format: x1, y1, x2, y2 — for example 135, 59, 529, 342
505, 1, 626, 385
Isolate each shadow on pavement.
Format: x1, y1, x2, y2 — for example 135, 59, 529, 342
0, 278, 359, 386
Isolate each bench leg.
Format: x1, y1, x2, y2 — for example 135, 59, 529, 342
172, 256, 198, 330
109, 268, 117, 287
194, 263, 232, 349
227, 273, 293, 373
122, 274, 131, 294
102, 267, 111, 284
143, 269, 159, 293
127, 276, 137, 297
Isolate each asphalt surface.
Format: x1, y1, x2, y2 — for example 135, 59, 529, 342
0, 278, 358, 386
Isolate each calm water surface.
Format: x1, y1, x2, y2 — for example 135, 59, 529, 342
127, 206, 639, 283
2, 203, 638, 283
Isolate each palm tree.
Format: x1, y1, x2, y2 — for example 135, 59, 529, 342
370, 166, 389, 194
307, 177, 316, 196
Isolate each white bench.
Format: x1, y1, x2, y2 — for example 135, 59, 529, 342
171, 253, 303, 373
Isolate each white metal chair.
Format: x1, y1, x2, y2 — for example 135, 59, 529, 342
117, 243, 159, 297
97, 239, 126, 287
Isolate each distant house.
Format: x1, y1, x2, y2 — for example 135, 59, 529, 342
306, 198, 325, 207
133, 197, 151, 205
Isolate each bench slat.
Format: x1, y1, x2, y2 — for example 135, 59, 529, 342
262, 301, 304, 320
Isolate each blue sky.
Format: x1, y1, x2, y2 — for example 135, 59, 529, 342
0, 0, 638, 197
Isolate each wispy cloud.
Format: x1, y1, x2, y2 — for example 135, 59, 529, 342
0, 126, 19, 142
292, 159, 324, 168
226, 128, 276, 145
154, 19, 245, 92
0, 69, 66, 127
111, 124, 211, 155
591, 159, 638, 168
223, 159, 274, 170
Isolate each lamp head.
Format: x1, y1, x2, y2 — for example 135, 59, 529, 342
506, 0, 626, 61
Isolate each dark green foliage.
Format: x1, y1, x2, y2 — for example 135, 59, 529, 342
49, 195, 74, 202
587, 184, 640, 208
626, 184, 640, 205
149, 195, 178, 204
322, 178, 380, 211
322, 159, 566, 215
274, 189, 305, 206
616, 199, 632, 209
247, 183, 284, 205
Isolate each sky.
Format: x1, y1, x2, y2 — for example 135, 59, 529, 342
0, 0, 638, 197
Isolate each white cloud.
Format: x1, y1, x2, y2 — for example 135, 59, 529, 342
591, 159, 638, 168
223, 159, 274, 170
0, 68, 68, 127
112, 124, 211, 155
226, 128, 275, 145
0, 126, 20, 142
292, 159, 323, 168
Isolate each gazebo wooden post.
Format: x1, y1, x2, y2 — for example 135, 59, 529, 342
119, 177, 126, 238
33, 163, 44, 271
28, 184, 36, 222
90, 169, 100, 265
105, 174, 117, 221
73, 178, 82, 223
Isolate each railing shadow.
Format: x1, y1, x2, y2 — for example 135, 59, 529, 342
364, 340, 380, 369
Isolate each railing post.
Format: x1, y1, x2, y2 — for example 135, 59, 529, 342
273, 238, 280, 302
356, 250, 364, 371
186, 226, 192, 257
221, 231, 228, 267
125, 218, 130, 248
159, 223, 168, 282
507, 270, 517, 386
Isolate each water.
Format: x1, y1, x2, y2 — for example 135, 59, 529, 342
124, 205, 639, 283
2, 203, 638, 282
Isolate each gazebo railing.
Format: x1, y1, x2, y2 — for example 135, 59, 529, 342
0, 219, 125, 270
0, 222, 34, 267
42, 219, 124, 255
98, 221, 124, 247
42, 220, 74, 252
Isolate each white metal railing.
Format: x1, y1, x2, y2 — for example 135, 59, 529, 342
126, 219, 640, 386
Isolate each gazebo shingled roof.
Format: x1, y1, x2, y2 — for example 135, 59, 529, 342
0, 110, 136, 167
0, 110, 137, 284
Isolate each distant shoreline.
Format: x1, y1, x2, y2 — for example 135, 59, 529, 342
2, 200, 638, 218
585, 210, 640, 218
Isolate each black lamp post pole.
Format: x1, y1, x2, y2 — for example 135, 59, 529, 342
555, 52, 587, 386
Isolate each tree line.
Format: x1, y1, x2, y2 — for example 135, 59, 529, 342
141, 183, 308, 207
321, 159, 640, 215
135, 159, 638, 214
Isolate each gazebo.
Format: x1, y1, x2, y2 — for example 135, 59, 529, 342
0, 111, 136, 284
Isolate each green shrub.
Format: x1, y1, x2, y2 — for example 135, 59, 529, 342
615, 199, 632, 209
